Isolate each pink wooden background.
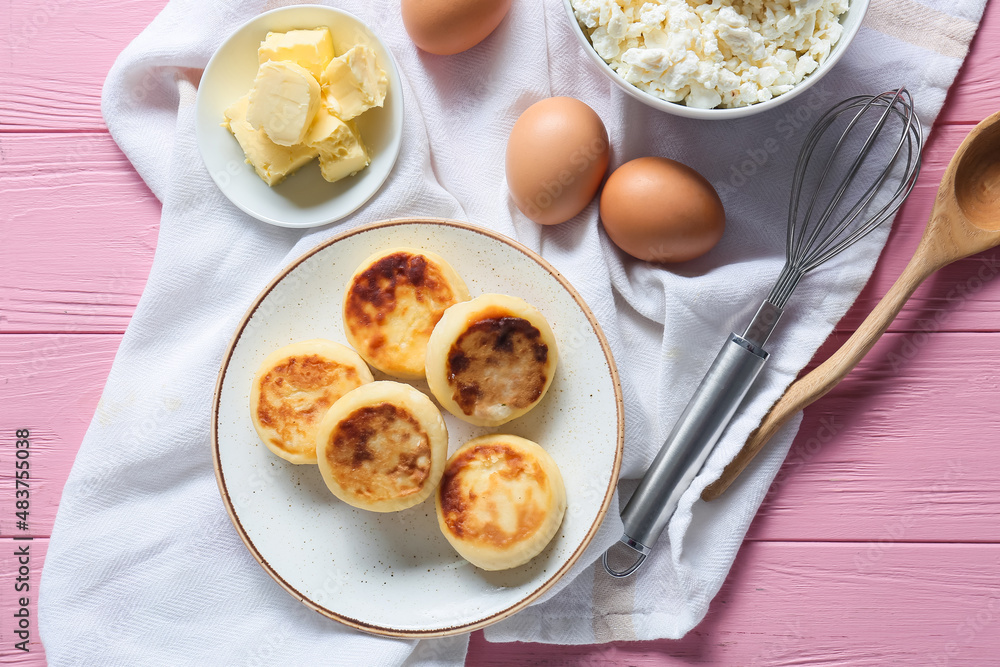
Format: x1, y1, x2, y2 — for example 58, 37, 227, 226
3, 0, 1000, 663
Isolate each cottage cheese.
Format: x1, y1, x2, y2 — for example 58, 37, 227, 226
571, 0, 849, 109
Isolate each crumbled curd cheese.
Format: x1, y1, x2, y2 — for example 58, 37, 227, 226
571, 0, 849, 109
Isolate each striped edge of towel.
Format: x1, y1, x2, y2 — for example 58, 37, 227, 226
865, 0, 979, 58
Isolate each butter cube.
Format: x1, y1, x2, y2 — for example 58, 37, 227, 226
258, 28, 334, 80
306, 108, 371, 183
223, 95, 318, 186
247, 60, 321, 147
320, 45, 388, 121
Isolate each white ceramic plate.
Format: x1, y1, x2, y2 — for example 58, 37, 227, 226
213, 219, 624, 636
195, 5, 404, 228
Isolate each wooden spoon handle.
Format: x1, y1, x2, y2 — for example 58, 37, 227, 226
701, 247, 941, 501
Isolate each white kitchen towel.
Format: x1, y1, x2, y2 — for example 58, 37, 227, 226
39, 0, 985, 663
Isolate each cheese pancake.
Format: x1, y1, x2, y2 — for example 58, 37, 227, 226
316, 381, 448, 512
435, 434, 566, 571
343, 248, 470, 379
425, 294, 558, 427
250, 339, 373, 465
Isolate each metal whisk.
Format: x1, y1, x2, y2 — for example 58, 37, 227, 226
604, 88, 923, 578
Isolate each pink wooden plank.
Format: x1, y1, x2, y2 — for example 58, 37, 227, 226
0, 538, 48, 663
936, 0, 1000, 125
746, 330, 1000, 542
0, 133, 159, 334
3, 326, 998, 544
0, 0, 167, 130
0, 0, 995, 131
3, 128, 1000, 335
466, 542, 1000, 666
0, 335, 121, 538
3, 540, 996, 665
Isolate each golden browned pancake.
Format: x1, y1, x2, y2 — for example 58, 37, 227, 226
435, 434, 567, 571
343, 248, 470, 379
316, 381, 448, 512
250, 339, 374, 464
425, 294, 558, 427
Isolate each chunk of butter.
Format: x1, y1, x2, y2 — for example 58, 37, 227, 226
258, 28, 334, 80
247, 60, 321, 147
320, 45, 388, 121
223, 95, 318, 186
306, 108, 371, 183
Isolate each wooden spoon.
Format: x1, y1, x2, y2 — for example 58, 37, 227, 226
703, 110, 1000, 502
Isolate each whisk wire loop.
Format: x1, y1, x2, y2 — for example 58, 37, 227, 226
800, 92, 902, 265
767, 88, 922, 309
792, 96, 877, 262
785, 94, 866, 264
805, 100, 921, 270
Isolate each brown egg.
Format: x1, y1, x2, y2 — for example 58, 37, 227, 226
600, 157, 725, 263
505, 97, 610, 226
401, 0, 513, 56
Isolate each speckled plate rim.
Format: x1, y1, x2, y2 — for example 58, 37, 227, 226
210, 218, 625, 637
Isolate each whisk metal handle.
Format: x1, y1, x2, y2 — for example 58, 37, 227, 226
604, 333, 768, 577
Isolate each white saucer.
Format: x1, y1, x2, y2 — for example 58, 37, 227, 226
195, 5, 404, 228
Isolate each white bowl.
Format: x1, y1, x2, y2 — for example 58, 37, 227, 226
563, 0, 870, 120
195, 5, 404, 228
